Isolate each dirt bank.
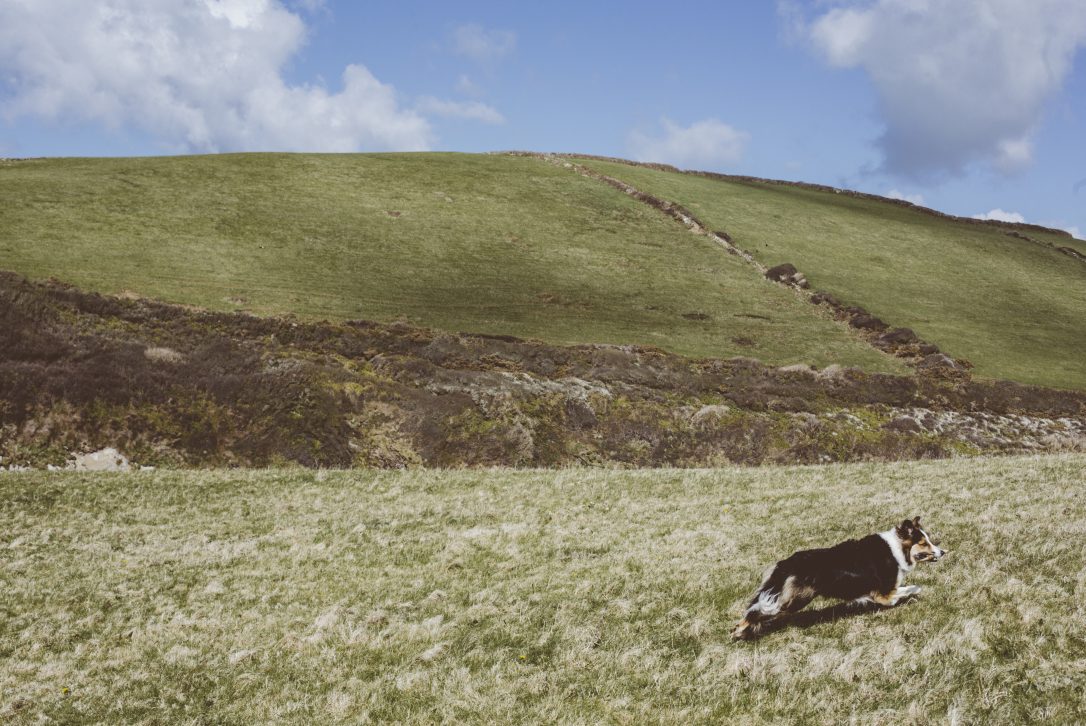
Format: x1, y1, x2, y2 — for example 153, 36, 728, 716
2, 271, 1083, 468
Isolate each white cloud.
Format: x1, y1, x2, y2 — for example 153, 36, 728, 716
800, 0, 1086, 178
456, 74, 483, 97
972, 211, 1086, 240
0, 0, 432, 152
288, 0, 327, 12
973, 209, 1027, 224
973, 212, 1085, 238
451, 24, 516, 62
628, 119, 749, 169
887, 189, 924, 205
416, 97, 504, 124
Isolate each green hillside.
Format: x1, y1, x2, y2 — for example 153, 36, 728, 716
0, 153, 895, 371
579, 159, 1086, 390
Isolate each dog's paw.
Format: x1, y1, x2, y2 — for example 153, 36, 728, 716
732, 620, 757, 641
899, 585, 921, 598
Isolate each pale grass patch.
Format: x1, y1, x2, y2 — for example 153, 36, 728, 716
228, 649, 256, 665
143, 346, 184, 364
1, 455, 1085, 723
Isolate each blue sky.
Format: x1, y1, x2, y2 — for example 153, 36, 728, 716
2, 0, 1084, 237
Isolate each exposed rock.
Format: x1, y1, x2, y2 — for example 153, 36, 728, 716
763, 263, 810, 289
765, 263, 799, 282
810, 291, 840, 307
876, 328, 919, 347
916, 353, 963, 371
848, 314, 888, 331
1057, 246, 1086, 262
69, 447, 130, 472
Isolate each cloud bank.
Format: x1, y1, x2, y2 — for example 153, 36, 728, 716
800, 0, 1086, 179
887, 189, 925, 206
973, 209, 1027, 224
629, 119, 749, 170
972, 210, 1081, 238
416, 97, 504, 124
0, 0, 432, 152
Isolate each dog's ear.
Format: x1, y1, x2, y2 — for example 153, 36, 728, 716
897, 519, 914, 537
912, 516, 922, 528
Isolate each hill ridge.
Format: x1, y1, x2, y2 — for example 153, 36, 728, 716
499, 150, 1082, 246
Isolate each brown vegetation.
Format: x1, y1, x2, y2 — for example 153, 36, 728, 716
1, 271, 1084, 468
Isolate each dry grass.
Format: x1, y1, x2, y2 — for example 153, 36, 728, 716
2, 454, 1085, 723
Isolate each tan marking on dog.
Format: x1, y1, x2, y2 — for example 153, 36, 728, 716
869, 588, 901, 607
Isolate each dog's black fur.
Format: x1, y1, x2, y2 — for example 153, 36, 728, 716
758, 534, 901, 602
733, 517, 945, 640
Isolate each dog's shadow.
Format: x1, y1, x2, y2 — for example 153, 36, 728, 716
748, 597, 913, 639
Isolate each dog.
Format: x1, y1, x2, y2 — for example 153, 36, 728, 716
732, 516, 945, 640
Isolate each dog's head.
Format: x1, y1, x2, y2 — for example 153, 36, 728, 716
896, 516, 945, 563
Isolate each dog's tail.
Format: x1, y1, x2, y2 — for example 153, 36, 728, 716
732, 564, 790, 640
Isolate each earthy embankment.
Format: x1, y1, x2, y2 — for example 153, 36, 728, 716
1, 271, 1084, 468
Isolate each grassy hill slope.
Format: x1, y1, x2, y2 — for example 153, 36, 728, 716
0, 153, 896, 371
579, 159, 1086, 390
3, 455, 1084, 723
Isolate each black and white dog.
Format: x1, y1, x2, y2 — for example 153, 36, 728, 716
732, 517, 945, 640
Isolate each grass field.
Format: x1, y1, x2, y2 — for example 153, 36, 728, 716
3, 454, 1084, 723
579, 159, 1086, 390
0, 153, 898, 371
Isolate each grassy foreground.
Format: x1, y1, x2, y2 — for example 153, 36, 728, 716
0, 153, 895, 370
580, 159, 1086, 390
3, 455, 1085, 723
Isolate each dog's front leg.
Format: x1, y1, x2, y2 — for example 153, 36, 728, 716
897, 584, 921, 598
869, 585, 919, 607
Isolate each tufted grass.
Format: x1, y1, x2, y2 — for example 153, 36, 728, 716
2, 453, 1085, 723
